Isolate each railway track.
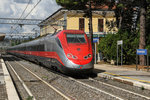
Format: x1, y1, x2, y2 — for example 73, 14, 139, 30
3, 55, 150, 100
3, 55, 70, 100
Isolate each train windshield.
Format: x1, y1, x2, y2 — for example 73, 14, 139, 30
66, 34, 86, 43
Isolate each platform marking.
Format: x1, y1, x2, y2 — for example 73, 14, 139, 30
104, 72, 150, 84
15, 61, 71, 100
6, 61, 36, 100
1, 59, 19, 100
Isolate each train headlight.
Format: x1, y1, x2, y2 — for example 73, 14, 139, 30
67, 53, 73, 58
67, 53, 77, 59
73, 55, 78, 59
88, 54, 92, 58
84, 56, 88, 59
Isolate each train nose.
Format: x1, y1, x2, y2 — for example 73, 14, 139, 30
66, 51, 92, 65
65, 58, 93, 70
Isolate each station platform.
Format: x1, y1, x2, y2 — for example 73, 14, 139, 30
94, 64, 150, 90
0, 57, 19, 100
0, 59, 7, 100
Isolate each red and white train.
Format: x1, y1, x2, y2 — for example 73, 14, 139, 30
7, 30, 94, 74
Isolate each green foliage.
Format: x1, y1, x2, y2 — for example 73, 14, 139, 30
26, 96, 33, 100
11, 40, 21, 46
98, 30, 139, 64
55, 0, 112, 10
141, 86, 145, 90
56, 0, 89, 9
117, 3, 124, 8
115, 0, 136, 32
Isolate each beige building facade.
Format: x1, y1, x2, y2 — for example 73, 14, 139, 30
39, 8, 117, 37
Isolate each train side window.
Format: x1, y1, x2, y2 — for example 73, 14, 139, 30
29, 46, 32, 51
37, 44, 44, 51
55, 38, 62, 48
32, 46, 34, 51
37, 45, 40, 51
26, 46, 29, 51
24, 47, 26, 51
34, 45, 37, 51
41, 45, 45, 51
38, 45, 41, 51
30, 46, 32, 51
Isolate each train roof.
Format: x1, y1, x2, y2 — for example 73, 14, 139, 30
60, 30, 85, 34
8, 30, 85, 49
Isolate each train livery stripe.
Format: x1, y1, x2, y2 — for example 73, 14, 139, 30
8, 51, 64, 65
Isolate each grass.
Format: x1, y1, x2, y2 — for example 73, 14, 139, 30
42, 76, 48, 80
26, 96, 33, 100
141, 86, 145, 90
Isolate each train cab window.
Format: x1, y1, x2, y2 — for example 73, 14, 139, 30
66, 34, 86, 43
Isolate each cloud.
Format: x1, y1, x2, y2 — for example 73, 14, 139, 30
0, 25, 10, 33
0, 1, 14, 18
13, 0, 33, 4
0, 0, 61, 35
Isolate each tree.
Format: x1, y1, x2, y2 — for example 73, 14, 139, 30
114, 0, 140, 32
56, 0, 88, 10
112, 0, 148, 65
98, 30, 139, 65
139, 0, 147, 65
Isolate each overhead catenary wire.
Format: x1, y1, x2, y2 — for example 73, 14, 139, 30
19, 0, 32, 19
11, 0, 42, 34
10, 0, 32, 34
12, 1, 84, 33
23, 0, 42, 19
11, 1, 88, 35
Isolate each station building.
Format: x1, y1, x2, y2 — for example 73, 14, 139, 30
39, 8, 117, 37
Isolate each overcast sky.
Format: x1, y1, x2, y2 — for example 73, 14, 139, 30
0, 0, 61, 34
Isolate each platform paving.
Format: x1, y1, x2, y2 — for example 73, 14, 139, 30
0, 57, 19, 100
0, 59, 8, 100
94, 64, 150, 90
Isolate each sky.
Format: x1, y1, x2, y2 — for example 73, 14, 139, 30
0, 0, 61, 35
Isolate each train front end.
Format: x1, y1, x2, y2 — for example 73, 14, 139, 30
58, 30, 94, 74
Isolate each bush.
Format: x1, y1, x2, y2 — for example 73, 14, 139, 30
98, 30, 139, 65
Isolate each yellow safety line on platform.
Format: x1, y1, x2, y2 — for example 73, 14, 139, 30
104, 72, 150, 84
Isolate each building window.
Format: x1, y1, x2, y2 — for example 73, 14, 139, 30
98, 19, 104, 32
79, 18, 84, 31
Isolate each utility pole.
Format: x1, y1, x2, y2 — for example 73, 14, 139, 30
88, 0, 95, 64
89, 0, 93, 49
